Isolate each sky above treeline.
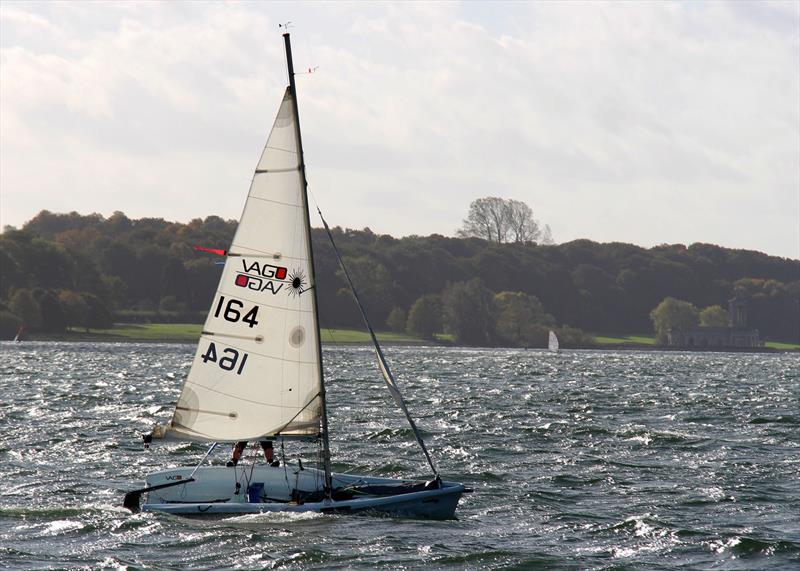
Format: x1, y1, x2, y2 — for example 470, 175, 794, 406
1, 1, 798, 259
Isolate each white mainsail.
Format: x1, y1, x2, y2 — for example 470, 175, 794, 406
160, 88, 322, 443
548, 330, 559, 352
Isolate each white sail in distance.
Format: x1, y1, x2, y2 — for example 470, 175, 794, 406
159, 88, 322, 443
548, 330, 560, 353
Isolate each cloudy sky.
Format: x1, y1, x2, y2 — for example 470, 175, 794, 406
1, 1, 798, 258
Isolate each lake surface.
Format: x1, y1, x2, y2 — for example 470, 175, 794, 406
0, 342, 798, 570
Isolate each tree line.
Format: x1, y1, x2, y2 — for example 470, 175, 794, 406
1, 209, 798, 345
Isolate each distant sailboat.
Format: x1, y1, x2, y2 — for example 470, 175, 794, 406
13, 323, 26, 343
122, 33, 467, 519
548, 330, 560, 353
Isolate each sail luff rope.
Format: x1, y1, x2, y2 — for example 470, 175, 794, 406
315, 207, 440, 481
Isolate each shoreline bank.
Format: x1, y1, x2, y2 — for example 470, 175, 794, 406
8, 330, 796, 353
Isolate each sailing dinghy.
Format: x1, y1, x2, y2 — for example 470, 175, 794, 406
123, 33, 467, 519
548, 330, 560, 353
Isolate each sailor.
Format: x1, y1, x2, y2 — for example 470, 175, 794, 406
227, 440, 280, 467
261, 440, 280, 467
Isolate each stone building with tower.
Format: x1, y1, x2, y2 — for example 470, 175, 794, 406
667, 296, 761, 349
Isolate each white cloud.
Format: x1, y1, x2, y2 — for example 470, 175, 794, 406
0, 0, 798, 259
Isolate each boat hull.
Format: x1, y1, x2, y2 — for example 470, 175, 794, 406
138, 465, 467, 519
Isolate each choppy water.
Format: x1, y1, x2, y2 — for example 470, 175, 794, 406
0, 342, 798, 570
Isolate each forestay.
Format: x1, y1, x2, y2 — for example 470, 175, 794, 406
154, 88, 322, 443
318, 210, 440, 480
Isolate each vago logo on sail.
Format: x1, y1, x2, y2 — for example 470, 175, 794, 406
234, 259, 288, 294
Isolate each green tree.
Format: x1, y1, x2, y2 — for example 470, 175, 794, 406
101, 275, 128, 310
699, 305, 728, 327
335, 256, 399, 325
161, 257, 188, 300
184, 258, 221, 311
9, 289, 42, 329
159, 295, 180, 313
0, 230, 76, 293
58, 290, 89, 330
650, 297, 699, 344
100, 241, 138, 291
494, 291, 554, 347
0, 310, 22, 340
35, 290, 67, 332
571, 264, 623, 331
0, 247, 23, 298
457, 197, 552, 244
732, 278, 800, 342
82, 293, 113, 329
385, 307, 407, 333
442, 279, 496, 346
406, 294, 443, 339
554, 325, 593, 348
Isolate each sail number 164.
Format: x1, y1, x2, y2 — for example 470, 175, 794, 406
214, 295, 259, 328
201, 342, 248, 375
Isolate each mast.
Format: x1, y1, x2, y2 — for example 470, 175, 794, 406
283, 32, 333, 496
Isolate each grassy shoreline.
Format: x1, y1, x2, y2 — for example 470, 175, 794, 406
16, 323, 800, 351
592, 333, 799, 351
22, 323, 432, 345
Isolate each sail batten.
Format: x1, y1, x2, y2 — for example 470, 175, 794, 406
254, 167, 300, 174
242, 195, 305, 208
226, 248, 303, 261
